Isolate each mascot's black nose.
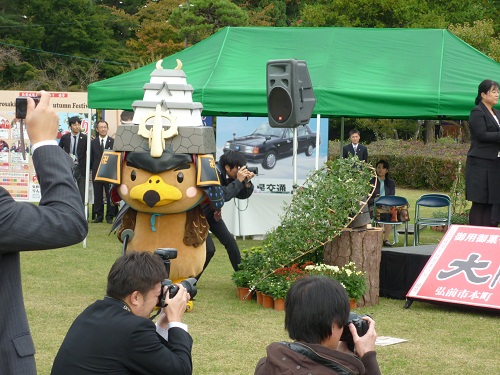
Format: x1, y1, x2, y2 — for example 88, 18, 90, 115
143, 190, 160, 208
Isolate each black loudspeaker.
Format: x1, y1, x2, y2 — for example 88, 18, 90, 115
266, 59, 316, 128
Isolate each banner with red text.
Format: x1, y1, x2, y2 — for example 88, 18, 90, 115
407, 225, 500, 310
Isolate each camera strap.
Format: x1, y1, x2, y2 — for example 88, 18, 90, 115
149, 307, 161, 321
281, 342, 357, 375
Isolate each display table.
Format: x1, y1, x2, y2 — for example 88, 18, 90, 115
379, 245, 436, 300
221, 193, 293, 236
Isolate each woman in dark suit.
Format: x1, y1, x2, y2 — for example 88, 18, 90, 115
368, 159, 396, 246
466, 79, 500, 226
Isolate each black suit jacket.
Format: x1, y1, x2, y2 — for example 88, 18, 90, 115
51, 297, 193, 375
342, 143, 368, 162
90, 136, 114, 177
0, 146, 87, 375
59, 132, 88, 167
467, 102, 500, 160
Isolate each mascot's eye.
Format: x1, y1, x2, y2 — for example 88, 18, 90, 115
177, 172, 184, 183
130, 170, 136, 181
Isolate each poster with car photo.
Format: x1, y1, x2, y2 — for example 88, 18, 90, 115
216, 117, 328, 193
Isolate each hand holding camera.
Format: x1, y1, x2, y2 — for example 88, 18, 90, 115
22, 91, 59, 145
340, 313, 377, 357
154, 249, 197, 326
237, 165, 257, 184
160, 282, 190, 325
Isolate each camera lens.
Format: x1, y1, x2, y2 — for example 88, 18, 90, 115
167, 277, 198, 300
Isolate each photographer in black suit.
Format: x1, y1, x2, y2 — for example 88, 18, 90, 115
0, 91, 87, 375
52, 251, 192, 375
197, 150, 255, 279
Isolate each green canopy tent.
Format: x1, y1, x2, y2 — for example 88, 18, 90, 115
88, 27, 500, 119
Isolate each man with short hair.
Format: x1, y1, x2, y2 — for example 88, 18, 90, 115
51, 251, 193, 375
343, 129, 368, 162
59, 116, 88, 203
0, 91, 87, 375
90, 120, 116, 223
255, 276, 381, 375
197, 150, 255, 278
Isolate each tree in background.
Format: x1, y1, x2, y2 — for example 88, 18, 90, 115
124, 0, 184, 61
232, 0, 301, 26
169, 0, 249, 48
0, 0, 137, 90
0, 0, 499, 94
298, 0, 497, 30
96, 0, 149, 15
449, 19, 500, 62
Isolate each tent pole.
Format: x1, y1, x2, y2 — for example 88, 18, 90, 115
83, 107, 93, 249
339, 117, 345, 158
315, 114, 320, 170
292, 127, 298, 193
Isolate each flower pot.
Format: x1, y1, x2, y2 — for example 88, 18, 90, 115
349, 298, 357, 310
273, 298, 285, 311
237, 287, 253, 301
262, 294, 274, 308
256, 291, 263, 305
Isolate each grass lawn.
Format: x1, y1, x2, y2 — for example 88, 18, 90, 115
21, 189, 497, 375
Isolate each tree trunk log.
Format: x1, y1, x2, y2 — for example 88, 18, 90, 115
424, 119, 436, 143
324, 228, 383, 307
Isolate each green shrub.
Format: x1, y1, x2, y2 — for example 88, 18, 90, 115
432, 210, 469, 225
234, 157, 376, 292
329, 139, 468, 191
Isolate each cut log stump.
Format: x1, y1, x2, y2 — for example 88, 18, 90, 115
324, 228, 383, 307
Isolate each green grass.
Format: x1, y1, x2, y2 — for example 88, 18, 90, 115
21, 191, 498, 375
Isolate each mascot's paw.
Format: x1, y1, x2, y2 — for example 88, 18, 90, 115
185, 300, 194, 312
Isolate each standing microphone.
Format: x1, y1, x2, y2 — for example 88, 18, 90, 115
120, 229, 134, 256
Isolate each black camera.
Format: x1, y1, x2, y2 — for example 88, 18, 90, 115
157, 277, 198, 308
340, 312, 371, 349
16, 96, 40, 119
246, 166, 258, 175
154, 248, 197, 308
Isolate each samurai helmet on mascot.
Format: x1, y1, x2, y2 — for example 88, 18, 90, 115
95, 60, 223, 286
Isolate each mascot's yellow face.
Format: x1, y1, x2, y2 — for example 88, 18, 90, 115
119, 161, 205, 214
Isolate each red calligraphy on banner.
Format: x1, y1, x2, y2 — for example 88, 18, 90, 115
407, 225, 500, 310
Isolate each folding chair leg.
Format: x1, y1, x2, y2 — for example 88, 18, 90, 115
404, 222, 408, 247
393, 225, 398, 244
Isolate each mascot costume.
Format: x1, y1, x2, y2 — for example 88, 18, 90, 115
96, 60, 223, 288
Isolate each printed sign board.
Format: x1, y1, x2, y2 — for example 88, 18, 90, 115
216, 116, 328, 193
407, 225, 500, 310
1, 91, 126, 203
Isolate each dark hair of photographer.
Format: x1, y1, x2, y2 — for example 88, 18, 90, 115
219, 149, 247, 170
106, 252, 167, 300
285, 276, 349, 344
52, 251, 192, 375
255, 276, 381, 375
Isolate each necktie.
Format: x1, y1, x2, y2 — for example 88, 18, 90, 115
100, 138, 104, 152
353, 145, 357, 153
72, 135, 77, 155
